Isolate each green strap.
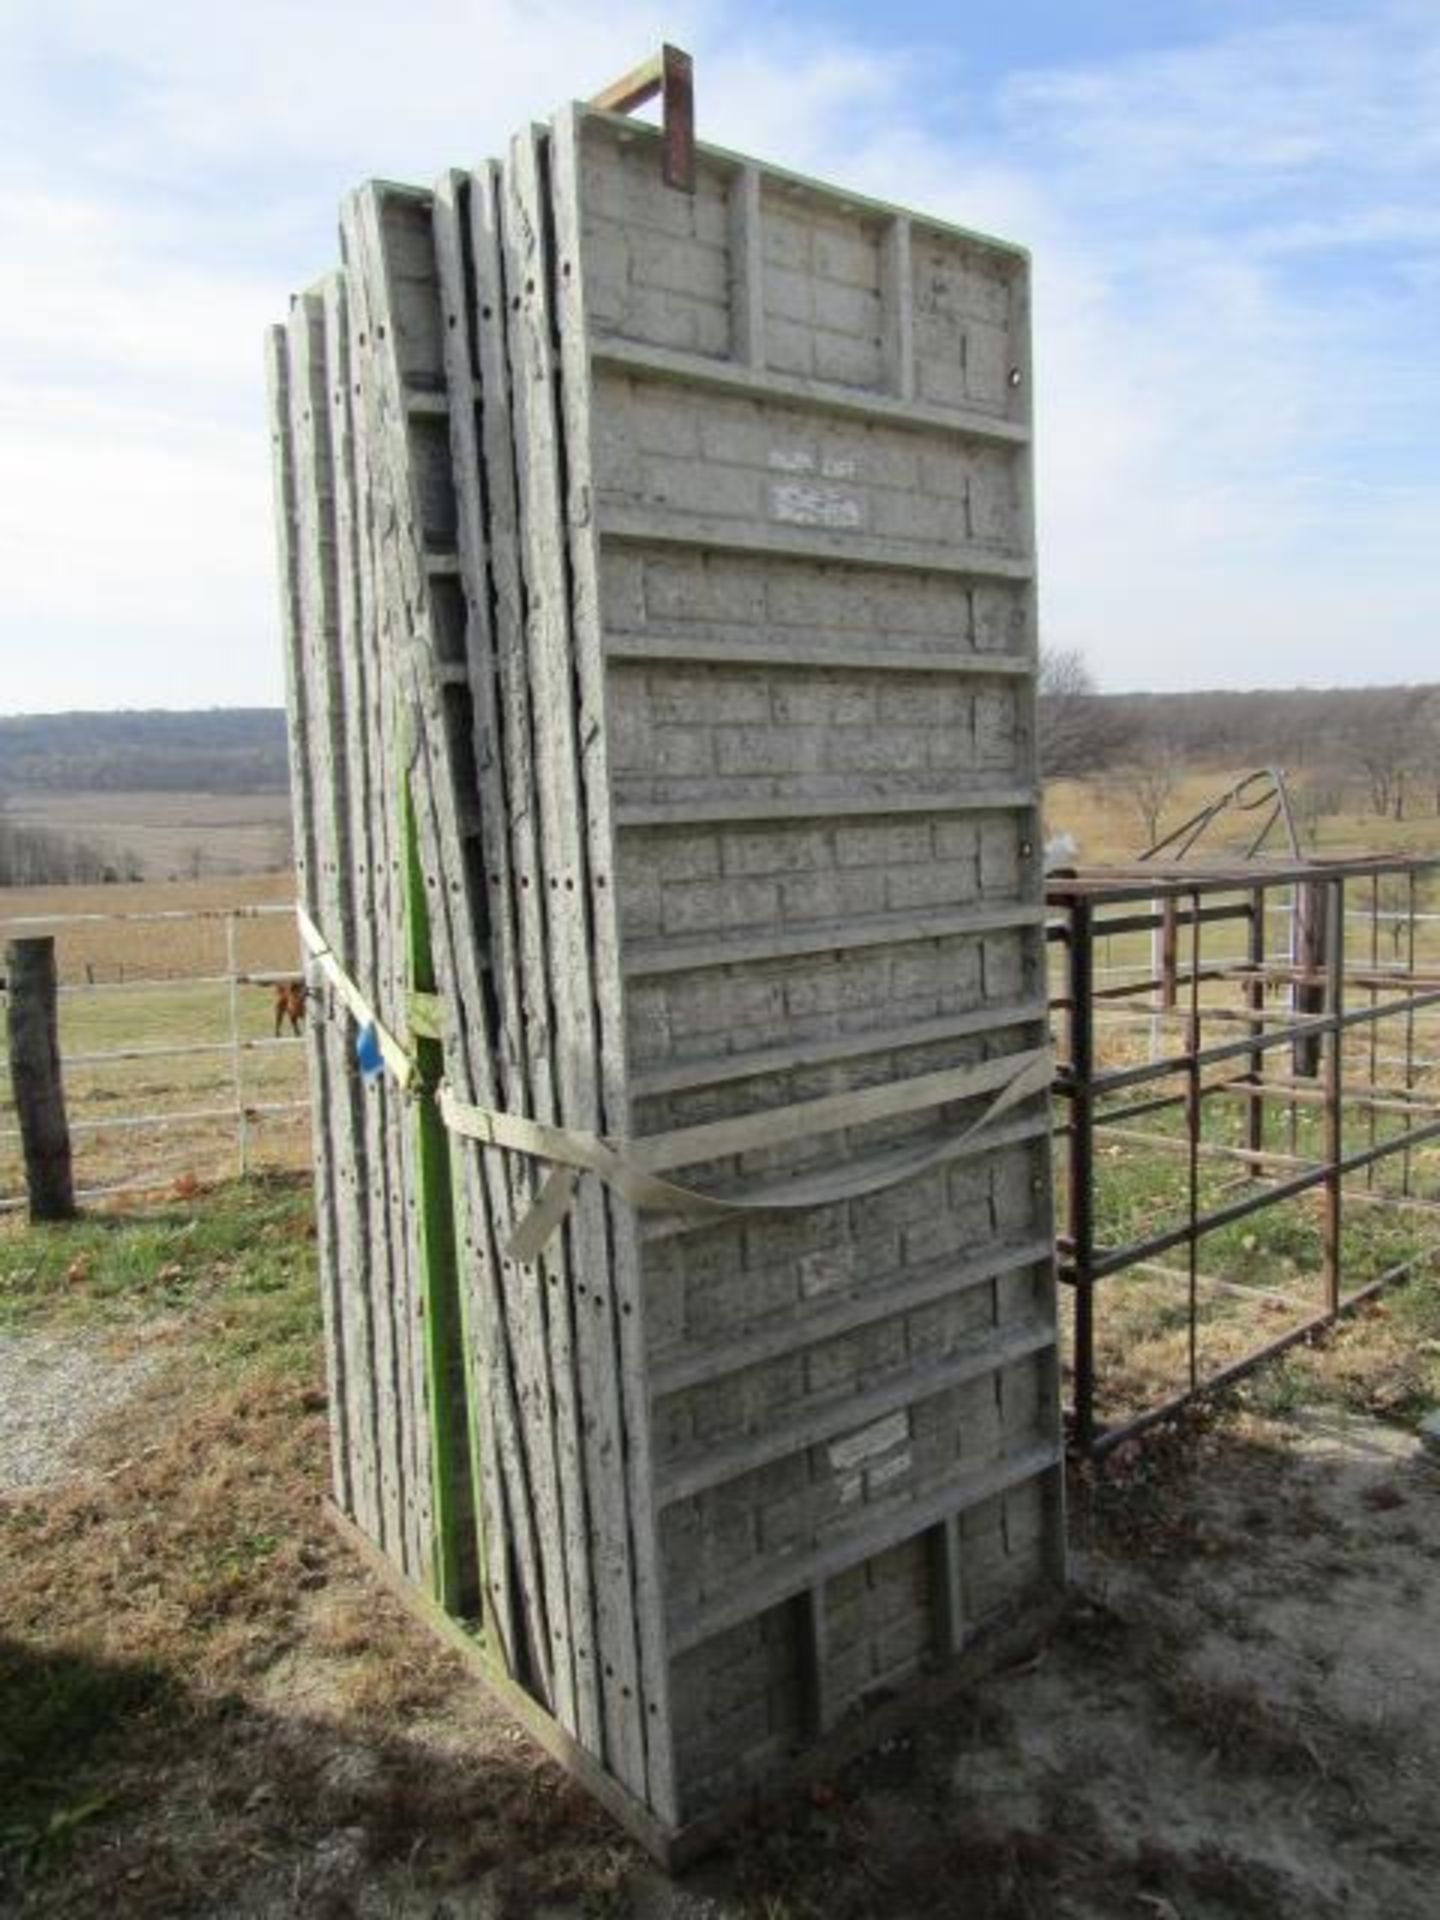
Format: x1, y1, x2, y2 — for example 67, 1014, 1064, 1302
399, 776, 476, 1618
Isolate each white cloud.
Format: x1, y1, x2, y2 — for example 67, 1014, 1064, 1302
0, 1, 1436, 708
0, 188, 277, 400
817, 9, 1440, 691
1001, 16, 1440, 198
18, 1, 703, 175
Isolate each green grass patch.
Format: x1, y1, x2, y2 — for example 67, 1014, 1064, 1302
0, 1173, 318, 1378
1238, 1248, 1440, 1425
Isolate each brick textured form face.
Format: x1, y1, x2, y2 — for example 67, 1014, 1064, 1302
912, 231, 1026, 421
277, 97, 1061, 1857
616, 807, 1025, 944
596, 372, 1024, 550
603, 548, 1030, 656
607, 656, 1027, 809
581, 134, 735, 359
761, 190, 885, 391
557, 110, 1062, 1830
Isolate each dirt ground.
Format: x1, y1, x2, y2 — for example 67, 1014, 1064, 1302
3, 1187, 1440, 1917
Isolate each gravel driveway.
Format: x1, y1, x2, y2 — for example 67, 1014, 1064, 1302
0, 1328, 162, 1494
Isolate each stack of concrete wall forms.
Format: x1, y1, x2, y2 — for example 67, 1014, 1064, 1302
545, 107, 1064, 1825
268, 288, 446, 1600
268, 98, 1063, 1863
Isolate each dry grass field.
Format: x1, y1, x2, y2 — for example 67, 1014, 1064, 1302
1048, 767, 1440, 867
1, 874, 306, 1204
0, 873, 296, 981
3, 791, 292, 881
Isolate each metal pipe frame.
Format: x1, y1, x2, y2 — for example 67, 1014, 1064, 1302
1050, 854, 1440, 1459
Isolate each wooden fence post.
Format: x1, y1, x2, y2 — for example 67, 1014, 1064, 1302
1292, 879, 1328, 1078
5, 936, 75, 1221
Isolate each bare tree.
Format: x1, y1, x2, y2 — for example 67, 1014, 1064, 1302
0, 817, 135, 887
1038, 646, 1125, 780
1292, 773, 1343, 851
1417, 689, 1440, 815
1346, 689, 1428, 821
1121, 745, 1181, 852
1353, 743, 1406, 821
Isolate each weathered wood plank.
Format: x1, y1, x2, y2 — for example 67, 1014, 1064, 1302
460, 159, 576, 1692
342, 259, 431, 1586
649, 1238, 1053, 1401
339, 229, 436, 1590
596, 509, 1033, 579
344, 180, 563, 1703
5, 939, 74, 1222
502, 126, 618, 1766
654, 1318, 1056, 1508
311, 276, 419, 1580
612, 789, 1036, 829
880, 215, 915, 401
547, 106, 682, 1822
602, 634, 1029, 676
623, 903, 1045, 979
727, 164, 764, 368
430, 165, 531, 1660
630, 996, 1046, 1098
321, 277, 401, 1557
285, 292, 384, 1545
394, 167, 565, 1700
265, 325, 350, 1516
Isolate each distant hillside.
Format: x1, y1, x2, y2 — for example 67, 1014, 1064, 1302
0, 710, 288, 794
1096, 683, 1440, 771
1040, 670, 1440, 795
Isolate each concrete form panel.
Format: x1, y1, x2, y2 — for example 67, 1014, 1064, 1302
270, 92, 1063, 1861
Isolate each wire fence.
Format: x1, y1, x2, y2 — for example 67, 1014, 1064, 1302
0, 901, 311, 1212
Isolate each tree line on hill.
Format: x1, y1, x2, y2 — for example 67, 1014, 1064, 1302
1040, 651, 1440, 825
0, 711, 290, 886
0, 814, 143, 887
0, 710, 289, 794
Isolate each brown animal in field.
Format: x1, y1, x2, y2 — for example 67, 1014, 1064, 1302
273, 979, 309, 1037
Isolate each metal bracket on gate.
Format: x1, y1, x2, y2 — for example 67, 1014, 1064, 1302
590, 43, 695, 193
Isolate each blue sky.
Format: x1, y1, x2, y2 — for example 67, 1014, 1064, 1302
0, 0, 1434, 710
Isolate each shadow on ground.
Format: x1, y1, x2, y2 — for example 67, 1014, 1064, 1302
4, 1187, 1440, 1918
7, 1404, 1440, 1920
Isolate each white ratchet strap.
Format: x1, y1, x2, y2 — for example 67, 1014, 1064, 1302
297, 906, 1052, 1266
440, 1045, 1053, 1264
296, 906, 415, 1092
